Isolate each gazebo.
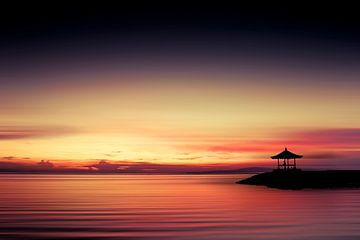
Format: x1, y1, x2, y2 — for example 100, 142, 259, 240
271, 148, 303, 170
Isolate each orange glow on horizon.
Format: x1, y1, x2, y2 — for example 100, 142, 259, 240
1, 71, 360, 172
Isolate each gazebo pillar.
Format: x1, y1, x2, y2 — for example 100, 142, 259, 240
286, 159, 289, 170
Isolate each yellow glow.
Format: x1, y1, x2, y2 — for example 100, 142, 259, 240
1, 71, 360, 169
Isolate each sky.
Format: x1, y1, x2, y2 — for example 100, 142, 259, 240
1, 4, 360, 173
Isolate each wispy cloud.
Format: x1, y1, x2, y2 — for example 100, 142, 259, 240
0, 125, 79, 140
84, 159, 259, 173
185, 128, 360, 153
293, 128, 360, 147
175, 156, 202, 161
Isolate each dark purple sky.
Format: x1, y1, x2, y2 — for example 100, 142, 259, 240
1, 3, 360, 172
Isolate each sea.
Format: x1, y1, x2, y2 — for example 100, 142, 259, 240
1, 174, 360, 240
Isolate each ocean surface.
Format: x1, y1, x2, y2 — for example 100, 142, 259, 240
1, 174, 360, 240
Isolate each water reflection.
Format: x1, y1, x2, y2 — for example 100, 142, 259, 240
1, 174, 360, 240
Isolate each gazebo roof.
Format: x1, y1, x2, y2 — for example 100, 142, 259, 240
271, 148, 303, 159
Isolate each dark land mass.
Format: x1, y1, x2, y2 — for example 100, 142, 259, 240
0, 167, 270, 175
187, 167, 271, 174
237, 170, 360, 190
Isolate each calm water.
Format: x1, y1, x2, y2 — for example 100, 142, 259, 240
1, 174, 360, 240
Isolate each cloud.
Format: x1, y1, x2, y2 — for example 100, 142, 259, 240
86, 160, 122, 172
305, 153, 341, 159
0, 125, 79, 140
0, 158, 90, 173
104, 154, 115, 157
0, 159, 54, 171
175, 156, 202, 161
2, 156, 14, 160
206, 144, 275, 153
178, 152, 191, 155
184, 128, 360, 154
293, 128, 360, 146
37, 160, 54, 168
83, 159, 250, 173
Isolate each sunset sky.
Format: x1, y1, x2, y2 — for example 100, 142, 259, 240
1, 4, 360, 172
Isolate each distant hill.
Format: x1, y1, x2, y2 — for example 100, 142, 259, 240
187, 167, 272, 174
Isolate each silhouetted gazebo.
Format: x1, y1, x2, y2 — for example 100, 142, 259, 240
271, 148, 303, 170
